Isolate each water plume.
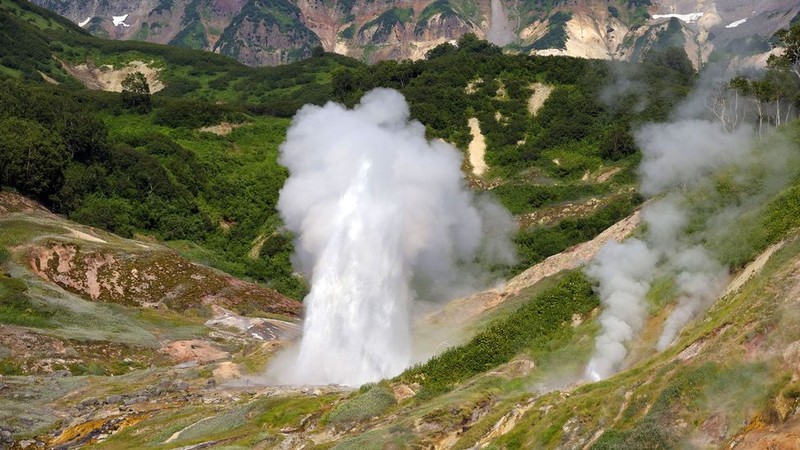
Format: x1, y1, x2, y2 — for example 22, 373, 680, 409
270, 88, 514, 386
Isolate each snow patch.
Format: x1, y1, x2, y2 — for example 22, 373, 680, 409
725, 18, 747, 29
112, 14, 130, 27
652, 12, 704, 23
78, 17, 91, 27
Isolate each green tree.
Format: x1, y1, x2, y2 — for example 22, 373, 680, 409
121, 72, 152, 113
769, 23, 800, 81
0, 117, 68, 198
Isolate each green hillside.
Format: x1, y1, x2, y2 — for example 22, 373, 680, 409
0, 0, 693, 297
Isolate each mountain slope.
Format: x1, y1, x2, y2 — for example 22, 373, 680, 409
30, 0, 800, 66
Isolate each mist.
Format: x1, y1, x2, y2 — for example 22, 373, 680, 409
268, 89, 515, 386
584, 68, 795, 380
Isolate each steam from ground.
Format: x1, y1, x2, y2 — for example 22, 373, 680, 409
269, 89, 515, 386
584, 74, 792, 380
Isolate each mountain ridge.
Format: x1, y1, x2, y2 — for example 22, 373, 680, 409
29, 0, 800, 67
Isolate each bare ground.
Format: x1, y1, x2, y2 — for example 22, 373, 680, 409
468, 117, 488, 177
60, 60, 165, 93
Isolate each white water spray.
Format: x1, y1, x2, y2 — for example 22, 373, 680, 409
271, 89, 515, 386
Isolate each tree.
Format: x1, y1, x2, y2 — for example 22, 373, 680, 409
769, 23, 800, 82
311, 45, 325, 57
0, 117, 68, 198
121, 72, 151, 113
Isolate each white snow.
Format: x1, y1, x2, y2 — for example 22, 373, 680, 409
652, 12, 704, 23
112, 14, 130, 27
725, 18, 747, 29
78, 17, 91, 27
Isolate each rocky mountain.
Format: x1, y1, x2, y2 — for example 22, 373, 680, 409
30, 0, 800, 66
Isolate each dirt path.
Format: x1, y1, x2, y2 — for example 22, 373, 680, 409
528, 83, 554, 116
724, 241, 785, 296
468, 118, 488, 176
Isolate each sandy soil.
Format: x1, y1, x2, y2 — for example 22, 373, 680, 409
65, 227, 107, 244
199, 122, 246, 136
724, 240, 785, 296
527, 83, 553, 116
161, 340, 229, 364
468, 117, 488, 176
61, 60, 165, 93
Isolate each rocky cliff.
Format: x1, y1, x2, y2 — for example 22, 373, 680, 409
31, 0, 800, 66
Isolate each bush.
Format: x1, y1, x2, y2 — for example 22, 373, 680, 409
0, 117, 68, 198
154, 98, 241, 128
70, 195, 135, 238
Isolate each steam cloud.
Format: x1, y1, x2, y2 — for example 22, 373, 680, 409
585, 79, 776, 381
271, 89, 515, 386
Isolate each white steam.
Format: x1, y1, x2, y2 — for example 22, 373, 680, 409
585, 89, 764, 380
585, 239, 658, 381
270, 89, 514, 386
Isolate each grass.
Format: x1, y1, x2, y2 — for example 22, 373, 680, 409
401, 270, 598, 398
326, 383, 397, 427
0, 272, 57, 328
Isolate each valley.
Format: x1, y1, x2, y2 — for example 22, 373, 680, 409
1, 0, 800, 448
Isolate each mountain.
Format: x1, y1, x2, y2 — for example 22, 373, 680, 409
30, 0, 800, 66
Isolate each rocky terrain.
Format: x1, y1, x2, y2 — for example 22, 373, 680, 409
5, 189, 800, 448
0, 192, 311, 447
30, 0, 800, 66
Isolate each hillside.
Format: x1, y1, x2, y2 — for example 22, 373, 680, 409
29, 0, 800, 67
5, 149, 800, 447
1, 0, 684, 297
2, 0, 800, 448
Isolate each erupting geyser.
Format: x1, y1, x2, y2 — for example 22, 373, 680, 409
271, 89, 514, 386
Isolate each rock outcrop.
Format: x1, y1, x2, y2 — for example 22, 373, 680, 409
31, 0, 800, 66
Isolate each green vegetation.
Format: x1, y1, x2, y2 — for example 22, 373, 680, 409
361, 7, 414, 43
214, 0, 321, 63
401, 271, 598, 397
121, 71, 152, 113
513, 193, 641, 271
0, 0, 700, 298
531, 11, 572, 50
326, 383, 397, 426
0, 272, 57, 328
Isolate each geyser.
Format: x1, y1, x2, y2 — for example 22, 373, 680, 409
272, 89, 514, 386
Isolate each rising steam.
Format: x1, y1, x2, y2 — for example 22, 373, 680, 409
270, 89, 514, 386
584, 80, 781, 381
